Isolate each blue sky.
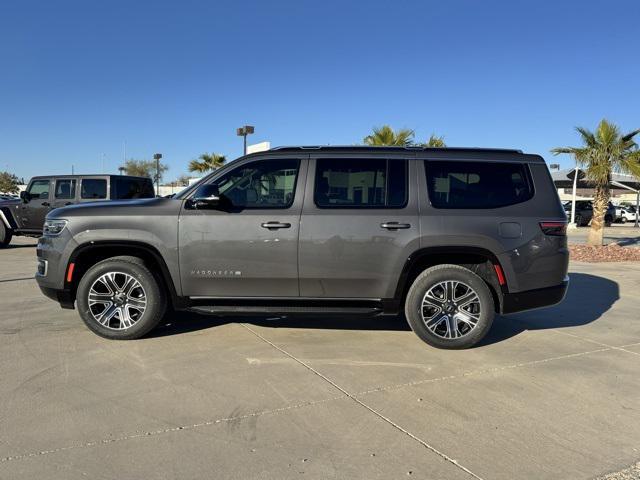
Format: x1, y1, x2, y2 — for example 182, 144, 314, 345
1, 0, 639, 181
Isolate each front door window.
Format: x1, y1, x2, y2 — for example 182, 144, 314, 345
28, 180, 50, 200
213, 158, 300, 209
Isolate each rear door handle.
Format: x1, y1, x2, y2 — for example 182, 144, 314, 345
381, 222, 411, 230
261, 222, 291, 230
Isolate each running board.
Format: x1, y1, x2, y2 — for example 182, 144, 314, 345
188, 305, 383, 316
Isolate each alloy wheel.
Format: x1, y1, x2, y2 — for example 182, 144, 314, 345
420, 281, 481, 339
87, 272, 147, 330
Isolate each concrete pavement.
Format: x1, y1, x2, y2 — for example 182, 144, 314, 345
1, 237, 639, 479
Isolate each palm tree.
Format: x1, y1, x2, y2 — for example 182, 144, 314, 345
188, 153, 226, 174
552, 119, 640, 246
364, 125, 414, 146
424, 134, 446, 147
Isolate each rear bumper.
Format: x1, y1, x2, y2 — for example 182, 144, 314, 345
501, 277, 569, 314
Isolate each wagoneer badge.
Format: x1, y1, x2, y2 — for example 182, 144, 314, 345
191, 270, 242, 277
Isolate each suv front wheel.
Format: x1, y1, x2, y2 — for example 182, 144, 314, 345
0, 222, 12, 248
405, 264, 495, 349
76, 256, 166, 340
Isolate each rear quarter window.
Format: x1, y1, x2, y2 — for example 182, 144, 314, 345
425, 161, 534, 209
111, 177, 155, 199
81, 179, 107, 199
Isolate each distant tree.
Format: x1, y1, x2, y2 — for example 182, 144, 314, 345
0, 171, 20, 194
123, 159, 169, 183
364, 125, 414, 146
423, 134, 446, 147
188, 153, 226, 174
552, 119, 640, 246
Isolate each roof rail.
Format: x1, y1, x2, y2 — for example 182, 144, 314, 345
268, 145, 523, 154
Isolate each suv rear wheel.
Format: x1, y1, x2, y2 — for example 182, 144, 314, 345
76, 256, 166, 340
0, 222, 12, 248
404, 264, 495, 349
605, 215, 613, 227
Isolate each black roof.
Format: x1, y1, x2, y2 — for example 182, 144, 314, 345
269, 145, 523, 154
30, 174, 151, 180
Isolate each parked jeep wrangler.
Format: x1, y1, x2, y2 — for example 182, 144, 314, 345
35, 147, 569, 349
0, 174, 154, 247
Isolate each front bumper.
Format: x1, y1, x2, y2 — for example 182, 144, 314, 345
501, 277, 569, 314
37, 284, 76, 309
36, 232, 78, 309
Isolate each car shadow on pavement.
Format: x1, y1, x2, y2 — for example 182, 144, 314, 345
615, 236, 640, 246
479, 272, 619, 347
150, 310, 410, 338
150, 272, 617, 345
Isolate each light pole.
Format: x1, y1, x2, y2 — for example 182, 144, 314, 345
236, 125, 255, 155
569, 166, 580, 228
153, 153, 162, 194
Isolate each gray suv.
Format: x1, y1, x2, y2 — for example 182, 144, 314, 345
35, 146, 569, 349
0, 174, 154, 247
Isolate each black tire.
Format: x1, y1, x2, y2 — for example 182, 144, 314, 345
575, 214, 583, 227
0, 221, 12, 248
76, 256, 166, 340
605, 215, 613, 227
621, 217, 627, 224
404, 264, 495, 349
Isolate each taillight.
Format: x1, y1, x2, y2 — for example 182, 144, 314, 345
539, 221, 567, 236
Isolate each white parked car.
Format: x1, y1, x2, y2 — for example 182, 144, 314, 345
616, 207, 638, 223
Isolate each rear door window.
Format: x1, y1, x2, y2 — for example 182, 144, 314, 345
314, 158, 408, 208
425, 161, 533, 209
54, 179, 76, 199
81, 179, 107, 199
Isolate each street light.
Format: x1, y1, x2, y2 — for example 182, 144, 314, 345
236, 125, 255, 155
153, 153, 162, 193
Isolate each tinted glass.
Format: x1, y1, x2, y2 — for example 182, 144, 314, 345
28, 180, 50, 199
314, 158, 407, 208
81, 179, 107, 199
55, 179, 76, 199
212, 158, 299, 209
111, 177, 155, 199
425, 161, 533, 209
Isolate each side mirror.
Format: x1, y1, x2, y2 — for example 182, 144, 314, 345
20, 191, 30, 202
191, 184, 221, 209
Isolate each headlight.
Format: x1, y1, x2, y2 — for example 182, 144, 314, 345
43, 219, 68, 236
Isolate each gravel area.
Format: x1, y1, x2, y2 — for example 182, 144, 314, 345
569, 244, 640, 262
595, 462, 640, 480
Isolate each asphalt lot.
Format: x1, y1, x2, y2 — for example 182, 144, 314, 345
1, 237, 639, 480
567, 223, 640, 246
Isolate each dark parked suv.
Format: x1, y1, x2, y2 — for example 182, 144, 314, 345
0, 174, 154, 247
35, 147, 569, 349
562, 200, 615, 227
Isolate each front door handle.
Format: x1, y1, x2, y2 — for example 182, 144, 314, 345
42, 202, 50, 207
261, 222, 291, 230
381, 222, 411, 230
